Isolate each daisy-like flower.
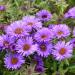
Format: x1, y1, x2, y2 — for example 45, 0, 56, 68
36, 42, 53, 57
34, 28, 53, 42
53, 24, 70, 39
22, 16, 42, 32
0, 35, 15, 49
4, 53, 25, 70
16, 37, 37, 56
5, 20, 29, 38
36, 10, 52, 21
64, 7, 75, 18
52, 41, 73, 61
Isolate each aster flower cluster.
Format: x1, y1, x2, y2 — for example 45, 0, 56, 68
0, 8, 75, 72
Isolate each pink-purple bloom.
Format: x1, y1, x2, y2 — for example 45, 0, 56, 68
36, 42, 53, 57
34, 28, 54, 42
0, 35, 15, 49
22, 16, 42, 32
5, 20, 29, 38
64, 7, 75, 18
36, 10, 52, 21
16, 37, 37, 56
53, 24, 70, 39
52, 41, 73, 61
4, 53, 25, 70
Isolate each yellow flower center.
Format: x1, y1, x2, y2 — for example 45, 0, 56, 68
59, 48, 66, 55
28, 22, 33, 26
41, 35, 47, 39
23, 44, 30, 51
57, 31, 63, 35
40, 44, 46, 51
11, 57, 18, 64
14, 28, 23, 34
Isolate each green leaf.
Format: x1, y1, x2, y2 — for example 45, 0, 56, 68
64, 59, 69, 66
67, 0, 75, 6
67, 64, 75, 73
34, 0, 42, 4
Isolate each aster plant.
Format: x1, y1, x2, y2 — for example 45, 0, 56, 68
0, 0, 75, 75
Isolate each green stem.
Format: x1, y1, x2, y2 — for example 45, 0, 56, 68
58, 61, 65, 75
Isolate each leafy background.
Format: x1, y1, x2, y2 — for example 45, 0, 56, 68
0, 0, 75, 75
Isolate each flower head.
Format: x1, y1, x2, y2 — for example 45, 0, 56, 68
52, 41, 73, 61
5, 20, 29, 38
34, 28, 53, 42
53, 24, 70, 39
36, 42, 53, 57
16, 37, 37, 56
0, 35, 15, 49
4, 53, 25, 70
22, 16, 42, 32
36, 10, 52, 21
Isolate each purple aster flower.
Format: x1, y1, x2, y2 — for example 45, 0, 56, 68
34, 28, 54, 42
16, 37, 37, 56
35, 65, 44, 73
52, 41, 73, 61
0, 34, 15, 49
5, 20, 29, 38
64, 7, 75, 18
22, 16, 42, 32
0, 5, 5, 11
36, 42, 53, 57
36, 10, 52, 21
53, 24, 70, 39
4, 53, 25, 70
70, 38, 75, 48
